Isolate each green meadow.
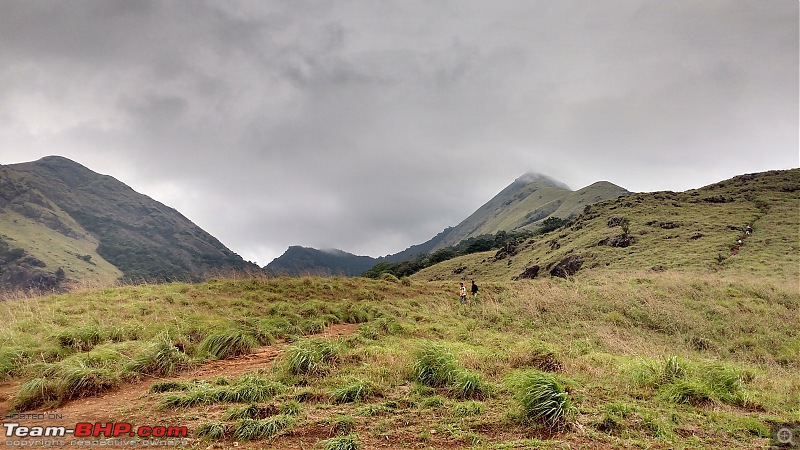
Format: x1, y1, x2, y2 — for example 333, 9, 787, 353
1, 272, 797, 449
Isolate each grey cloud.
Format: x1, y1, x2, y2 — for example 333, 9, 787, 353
0, 0, 796, 265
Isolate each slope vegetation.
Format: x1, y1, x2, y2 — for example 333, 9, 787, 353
0, 272, 796, 449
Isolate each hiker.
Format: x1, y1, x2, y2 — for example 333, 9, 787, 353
459, 282, 467, 305
746, 225, 752, 235
471, 280, 479, 299
737, 239, 743, 249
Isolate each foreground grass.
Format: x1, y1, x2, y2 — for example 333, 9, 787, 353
0, 272, 798, 449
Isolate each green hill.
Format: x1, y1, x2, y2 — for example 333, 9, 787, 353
413, 169, 800, 282
0, 156, 258, 291
0, 272, 796, 448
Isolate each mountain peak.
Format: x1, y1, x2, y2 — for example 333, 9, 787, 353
515, 172, 571, 190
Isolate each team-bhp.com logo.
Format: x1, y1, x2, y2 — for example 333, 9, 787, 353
4, 422, 188, 438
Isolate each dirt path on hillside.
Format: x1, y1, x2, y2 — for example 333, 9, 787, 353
0, 324, 357, 426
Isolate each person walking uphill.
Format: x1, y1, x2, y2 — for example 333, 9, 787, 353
459, 282, 467, 305
471, 280, 478, 299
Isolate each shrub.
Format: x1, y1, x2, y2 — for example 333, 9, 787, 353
511, 371, 577, 428
197, 328, 258, 360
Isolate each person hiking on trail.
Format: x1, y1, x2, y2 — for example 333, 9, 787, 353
471, 280, 479, 299
459, 283, 467, 305
746, 225, 752, 235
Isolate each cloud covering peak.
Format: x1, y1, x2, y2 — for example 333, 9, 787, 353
0, 1, 796, 265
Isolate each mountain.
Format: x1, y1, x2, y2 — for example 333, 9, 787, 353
265, 246, 379, 276
0, 156, 258, 291
263, 227, 455, 277
264, 173, 629, 276
430, 173, 629, 250
413, 168, 800, 282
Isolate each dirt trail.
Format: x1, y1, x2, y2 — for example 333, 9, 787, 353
1, 324, 357, 427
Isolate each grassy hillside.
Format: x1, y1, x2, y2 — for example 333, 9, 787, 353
414, 169, 800, 282
0, 156, 258, 289
0, 167, 121, 290
0, 272, 797, 449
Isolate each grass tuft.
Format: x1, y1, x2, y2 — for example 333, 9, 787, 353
125, 335, 189, 377
511, 340, 563, 372
55, 325, 104, 351
13, 378, 58, 411
410, 341, 459, 388
196, 421, 226, 440
450, 370, 494, 399
285, 339, 341, 375
231, 415, 294, 440
331, 378, 376, 403
197, 328, 258, 360
149, 381, 192, 393
323, 434, 361, 450
510, 370, 577, 428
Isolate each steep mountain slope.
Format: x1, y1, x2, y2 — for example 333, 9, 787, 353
431, 173, 575, 250
413, 169, 800, 282
0, 156, 258, 290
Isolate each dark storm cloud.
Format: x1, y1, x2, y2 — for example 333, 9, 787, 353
0, 0, 796, 265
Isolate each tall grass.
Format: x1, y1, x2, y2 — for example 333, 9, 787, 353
284, 338, 341, 376
125, 334, 189, 377
323, 434, 361, 450
231, 415, 294, 440
410, 341, 459, 388
508, 370, 577, 428
159, 374, 287, 408
331, 378, 377, 403
197, 328, 258, 360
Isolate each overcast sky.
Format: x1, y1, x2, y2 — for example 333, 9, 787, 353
1, 1, 797, 266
